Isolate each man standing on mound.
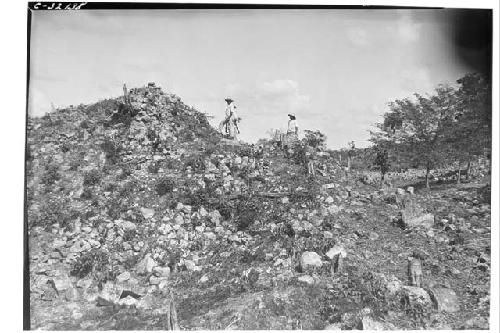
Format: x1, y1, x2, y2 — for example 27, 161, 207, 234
287, 113, 299, 141
220, 97, 240, 138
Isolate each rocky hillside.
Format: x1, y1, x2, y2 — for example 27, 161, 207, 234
27, 84, 491, 330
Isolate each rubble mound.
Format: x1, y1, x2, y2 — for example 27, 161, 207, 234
27, 84, 491, 330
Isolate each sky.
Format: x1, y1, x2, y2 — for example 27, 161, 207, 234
29, 9, 478, 149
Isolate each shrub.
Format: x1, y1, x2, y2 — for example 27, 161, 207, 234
61, 142, 71, 153
29, 195, 77, 231
289, 177, 322, 207
203, 143, 220, 157
122, 229, 136, 242
118, 164, 132, 180
104, 182, 118, 192
118, 180, 136, 198
234, 194, 261, 231
83, 169, 102, 186
164, 157, 182, 170
106, 197, 125, 220
80, 187, 93, 200
41, 164, 61, 186
108, 102, 135, 127
156, 177, 175, 196
179, 187, 211, 209
146, 128, 158, 142
183, 153, 205, 172
303, 130, 327, 150
232, 145, 253, 158
290, 142, 308, 166
122, 254, 140, 271
100, 138, 122, 165
147, 161, 161, 174
69, 152, 86, 171
478, 184, 490, 203
70, 249, 116, 285
79, 120, 90, 129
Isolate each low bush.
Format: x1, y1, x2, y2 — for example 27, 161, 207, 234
69, 152, 86, 171
234, 194, 261, 231
70, 249, 116, 285
118, 164, 132, 180
41, 163, 61, 186
108, 102, 135, 127
164, 157, 182, 170
100, 138, 122, 165
289, 176, 322, 207
61, 142, 71, 153
118, 180, 136, 199
156, 177, 175, 196
79, 119, 90, 129
29, 195, 78, 231
183, 153, 205, 172
83, 169, 102, 186
80, 187, 93, 200
147, 161, 161, 174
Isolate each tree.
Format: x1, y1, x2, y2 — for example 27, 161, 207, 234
443, 73, 492, 182
374, 147, 390, 185
371, 85, 457, 188
371, 73, 491, 188
303, 130, 327, 150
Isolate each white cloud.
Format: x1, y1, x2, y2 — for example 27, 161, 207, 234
252, 79, 310, 115
347, 27, 369, 47
399, 67, 433, 92
397, 13, 421, 44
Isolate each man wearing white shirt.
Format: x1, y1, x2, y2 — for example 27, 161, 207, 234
287, 113, 299, 140
220, 98, 235, 135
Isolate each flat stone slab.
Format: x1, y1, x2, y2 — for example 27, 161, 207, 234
429, 287, 460, 313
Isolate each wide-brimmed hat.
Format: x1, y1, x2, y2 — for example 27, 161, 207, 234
225, 98, 234, 103
288, 113, 296, 119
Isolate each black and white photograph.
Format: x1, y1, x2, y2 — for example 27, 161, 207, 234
20, 1, 497, 330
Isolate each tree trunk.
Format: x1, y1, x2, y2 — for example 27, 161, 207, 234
425, 164, 430, 189
165, 298, 180, 330
466, 160, 471, 180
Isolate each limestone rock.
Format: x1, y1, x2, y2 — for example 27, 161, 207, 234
116, 219, 136, 231
324, 323, 342, 330
116, 271, 131, 282
402, 286, 432, 307
64, 286, 79, 301
183, 259, 201, 272
70, 240, 91, 253
136, 254, 157, 275
385, 276, 403, 294
51, 277, 73, 292
428, 287, 460, 313
327, 204, 341, 215
140, 207, 155, 219
402, 213, 435, 229
149, 275, 168, 285
326, 245, 347, 260
300, 251, 323, 271
118, 295, 138, 307
298, 275, 315, 285
358, 316, 386, 330
153, 266, 171, 277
